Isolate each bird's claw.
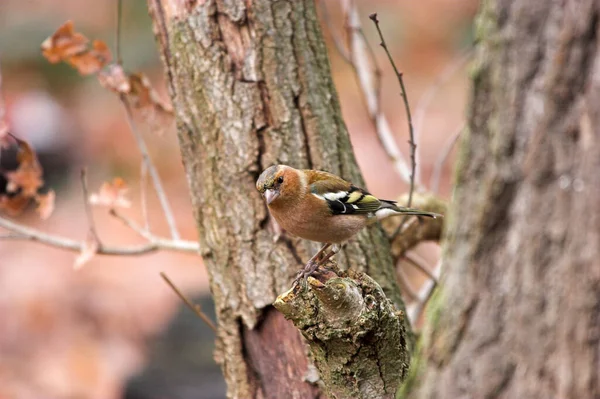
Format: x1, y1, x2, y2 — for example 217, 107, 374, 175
293, 259, 321, 287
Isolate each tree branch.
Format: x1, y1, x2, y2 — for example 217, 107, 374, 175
275, 264, 410, 399
0, 215, 200, 256
80, 168, 101, 243
380, 192, 447, 261
160, 272, 217, 332
404, 252, 438, 284
119, 95, 180, 240
369, 13, 417, 196
337, 1, 412, 184
407, 260, 441, 326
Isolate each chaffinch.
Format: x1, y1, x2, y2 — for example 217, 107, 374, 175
256, 165, 441, 278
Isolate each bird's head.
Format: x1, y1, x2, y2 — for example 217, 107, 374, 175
256, 165, 297, 206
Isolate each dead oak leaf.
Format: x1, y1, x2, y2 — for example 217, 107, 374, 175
0, 193, 30, 216
68, 40, 112, 76
41, 21, 111, 76
41, 20, 88, 63
35, 190, 55, 220
126, 73, 174, 136
127, 73, 172, 112
4, 138, 43, 197
100, 69, 175, 136
89, 177, 131, 208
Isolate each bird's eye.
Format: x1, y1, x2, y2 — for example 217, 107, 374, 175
277, 176, 284, 184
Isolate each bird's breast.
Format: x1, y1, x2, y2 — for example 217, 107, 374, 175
268, 202, 367, 244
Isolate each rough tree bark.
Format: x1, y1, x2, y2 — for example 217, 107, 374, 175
146, 1, 414, 398
407, 0, 600, 398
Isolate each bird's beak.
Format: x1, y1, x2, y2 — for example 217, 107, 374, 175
264, 188, 280, 205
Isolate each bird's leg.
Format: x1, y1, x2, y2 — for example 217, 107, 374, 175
315, 243, 341, 267
307, 243, 331, 267
294, 243, 331, 283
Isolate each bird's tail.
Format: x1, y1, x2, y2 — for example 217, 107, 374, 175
375, 200, 442, 220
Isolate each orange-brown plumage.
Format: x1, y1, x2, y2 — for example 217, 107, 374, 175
256, 165, 440, 246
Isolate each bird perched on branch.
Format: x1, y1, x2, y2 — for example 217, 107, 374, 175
256, 165, 441, 280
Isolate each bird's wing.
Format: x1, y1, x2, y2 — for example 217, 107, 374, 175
306, 170, 381, 216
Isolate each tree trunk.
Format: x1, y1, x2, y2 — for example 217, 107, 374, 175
408, 0, 600, 398
146, 1, 411, 398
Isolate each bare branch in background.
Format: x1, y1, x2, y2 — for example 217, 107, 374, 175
318, 0, 352, 63
0, 215, 200, 256
139, 160, 150, 231
120, 95, 180, 239
113, 0, 179, 240
0, 216, 198, 255
160, 272, 217, 332
335, 0, 412, 184
430, 124, 463, 194
403, 252, 438, 284
413, 49, 472, 178
369, 12, 417, 203
407, 260, 442, 326
368, 12, 420, 241
397, 267, 419, 301
80, 168, 101, 243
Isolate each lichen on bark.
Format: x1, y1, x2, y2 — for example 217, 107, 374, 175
274, 265, 410, 399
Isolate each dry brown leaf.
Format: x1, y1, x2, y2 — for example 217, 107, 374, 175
99, 69, 174, 135
128, 73, 173, 113
126, 73, 174, 135
35, 190, 55, 220
89, 177, 131, 208
4, 138, 43, 197
74, 234, 99, 270
41, 21, 89, 63
67, 40, 112, 76
0, 194, 30, 216
41, 21, 111, 76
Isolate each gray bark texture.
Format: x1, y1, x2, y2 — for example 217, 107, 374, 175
407, 0, 600, 398
146, 1, 415, 398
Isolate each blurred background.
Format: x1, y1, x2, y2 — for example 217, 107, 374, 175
0, 0, 477, 398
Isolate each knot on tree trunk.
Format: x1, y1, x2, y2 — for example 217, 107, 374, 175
274, 265, 410, 399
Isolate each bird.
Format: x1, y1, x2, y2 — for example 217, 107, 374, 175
255, 164, 441, 280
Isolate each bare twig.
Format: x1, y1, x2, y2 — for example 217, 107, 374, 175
318, 0, 352, 63
369, 13, 419, 240
403, 252, 438, 284
110, 208, 152, 240
407, 260, 442, 326
369, 12, 417, 201
430, 124, 463, 194
0, 233, 25, 239
397, 267, 418, 301
160, 272, 217, 332
114, 0, 179, 240
0, 215, 200, 255
80, 168, 100, 243
339, 1, 412, 184
120, 95, 180, 240
140, 160, 150, 231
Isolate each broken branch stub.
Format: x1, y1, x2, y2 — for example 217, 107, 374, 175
274, 265, 410, 399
